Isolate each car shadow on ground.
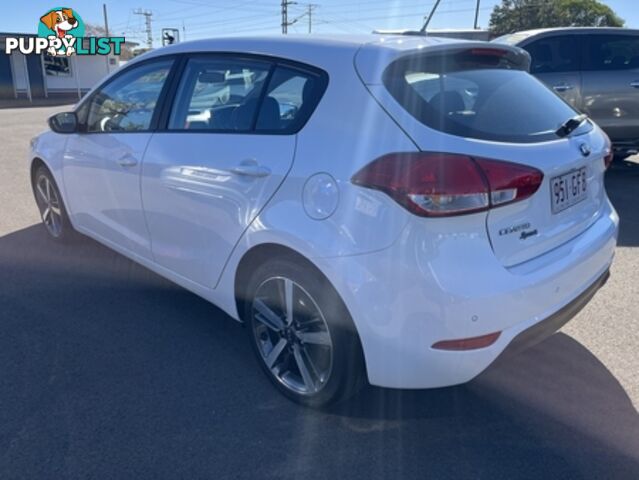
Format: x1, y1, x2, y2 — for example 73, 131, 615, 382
607, 159, 639, 247
1, 223, 638, 479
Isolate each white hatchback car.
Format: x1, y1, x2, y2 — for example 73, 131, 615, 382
30, 35, 618, 406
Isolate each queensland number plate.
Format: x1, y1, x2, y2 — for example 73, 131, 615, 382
550, 167, 587, 214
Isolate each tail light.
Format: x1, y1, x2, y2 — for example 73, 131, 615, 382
351, 152, 543, 217
604, 151, 614, 169
603, 134, 613, 169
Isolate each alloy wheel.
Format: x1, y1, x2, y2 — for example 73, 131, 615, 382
251, 276, 333, 396
35, 174, 63, 238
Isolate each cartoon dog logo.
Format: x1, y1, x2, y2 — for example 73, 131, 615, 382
39, 8, 79, 56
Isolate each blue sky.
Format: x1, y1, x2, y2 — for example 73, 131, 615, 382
2, 0, 636, 46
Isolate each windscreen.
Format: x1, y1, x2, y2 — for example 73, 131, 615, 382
383, 49, 589, 143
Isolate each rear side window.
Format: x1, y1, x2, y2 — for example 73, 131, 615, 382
383, 49, 586, 143
524, 35, 580, 74
255, 66, 326, 133
583, 34, 639, 71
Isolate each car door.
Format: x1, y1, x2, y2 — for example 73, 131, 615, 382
141, 55, 324, 287
63, 58, 175, 259
522, 34, 582, 110
580, 33, 639, 143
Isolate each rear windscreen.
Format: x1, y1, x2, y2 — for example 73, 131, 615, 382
383, 50, 590, 143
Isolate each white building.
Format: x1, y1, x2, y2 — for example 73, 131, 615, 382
0, 32, 117, 104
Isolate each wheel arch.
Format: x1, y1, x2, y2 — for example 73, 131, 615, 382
233, 241, 369, 388
234, 243, 324, 323
30, 157, 49, 184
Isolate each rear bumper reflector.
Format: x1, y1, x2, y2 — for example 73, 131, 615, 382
432, 332, 501, 351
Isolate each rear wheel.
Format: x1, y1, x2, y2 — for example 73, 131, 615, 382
32, 166, 75, 242
243, 258, 366, 407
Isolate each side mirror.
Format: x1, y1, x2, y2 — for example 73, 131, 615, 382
48, 112, 78, 134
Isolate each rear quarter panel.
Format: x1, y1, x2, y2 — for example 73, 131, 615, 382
213, 49, 417, 318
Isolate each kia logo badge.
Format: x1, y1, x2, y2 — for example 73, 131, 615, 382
580, 143, 591, 157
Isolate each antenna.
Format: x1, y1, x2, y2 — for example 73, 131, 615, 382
420, 0, 443, 34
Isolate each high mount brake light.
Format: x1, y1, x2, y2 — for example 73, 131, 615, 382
469, 48, 508, 57
351, 153, 544, 217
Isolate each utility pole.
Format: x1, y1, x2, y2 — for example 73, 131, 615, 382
307, 4, 317, 34
281, 0, 296, 34
473, 0, 481, 29
133, 8, 153, 49
103, 3, 110, 36
103, 4, 111, 72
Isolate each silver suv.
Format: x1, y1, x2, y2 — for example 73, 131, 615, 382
494, 27, 639, 159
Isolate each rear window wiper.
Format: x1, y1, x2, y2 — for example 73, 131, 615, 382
556, 114, 588, 137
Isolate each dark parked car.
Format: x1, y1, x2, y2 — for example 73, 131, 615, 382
494, 27, 639, 159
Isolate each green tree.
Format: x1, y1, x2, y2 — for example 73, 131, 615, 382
489, 0, 624, 36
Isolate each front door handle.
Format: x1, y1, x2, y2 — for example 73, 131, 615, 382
116, 155, 138, 167
553, 83, 574, 93
631, 81, 639, 89
229, 160, 271, 178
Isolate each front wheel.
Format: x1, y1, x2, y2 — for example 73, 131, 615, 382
243, 258, 366, 407
32, 166, 75, 242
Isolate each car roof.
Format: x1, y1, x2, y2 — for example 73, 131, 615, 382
495, 27, 639, 44
133, 34, 488, 70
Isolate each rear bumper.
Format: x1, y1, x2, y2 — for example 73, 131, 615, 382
500, 268, 609, 358
317, 198, 618, 389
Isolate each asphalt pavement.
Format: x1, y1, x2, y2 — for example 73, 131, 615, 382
0, 106, 638, 479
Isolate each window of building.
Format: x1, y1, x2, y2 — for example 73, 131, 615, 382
43, 55, 71, 76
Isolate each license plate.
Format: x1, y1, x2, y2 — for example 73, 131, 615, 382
550, 167, 587, 214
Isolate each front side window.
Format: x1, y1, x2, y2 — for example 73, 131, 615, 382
524, 35, 580, 74
85, 59, 173, 133
168, 57, 271, 131
584, 34, 639, 71
384, 50, 587, 143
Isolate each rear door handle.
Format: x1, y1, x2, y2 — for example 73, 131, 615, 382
631, 81, 639, 89
553, 83, 574, 93
116, 155, 138, 167
229, 160, 271, 178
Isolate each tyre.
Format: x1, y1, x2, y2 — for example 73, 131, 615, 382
243, 257, 366, 407
32, 166, 75, 242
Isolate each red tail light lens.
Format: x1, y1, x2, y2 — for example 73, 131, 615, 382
604, 151, 614, 169
475, 158, 544, 207
603, 134, 613, 169
351, 152, 543, 217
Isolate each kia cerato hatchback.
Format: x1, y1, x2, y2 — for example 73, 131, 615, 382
30, 35, 618, 407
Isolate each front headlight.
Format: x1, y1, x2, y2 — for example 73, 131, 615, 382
29, 136, 38, 150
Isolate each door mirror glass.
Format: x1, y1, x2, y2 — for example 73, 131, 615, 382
48, 112, 78, 134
